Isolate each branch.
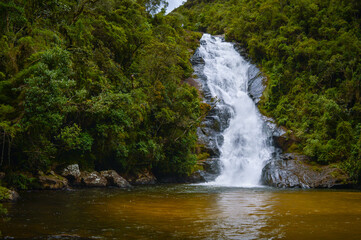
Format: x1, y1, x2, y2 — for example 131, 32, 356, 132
71, 0, 100, 25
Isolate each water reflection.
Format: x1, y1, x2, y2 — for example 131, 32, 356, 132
208, 190, 273, 239
2, 186, 361, 239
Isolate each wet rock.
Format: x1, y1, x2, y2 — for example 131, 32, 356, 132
127, 169, 157, 185
190, 48, 205, 65
262, 153, 352, 188
233, 44, 250, 61
186, 170, 206, 183
198, 158, 222, 182
100, 170, 131, 188
247, 65, 265, 103
201, 158, 221, 175
38, 171, 68, 190
81, 171, 108, 187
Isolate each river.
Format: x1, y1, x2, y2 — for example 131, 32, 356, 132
2, 186, 361, 239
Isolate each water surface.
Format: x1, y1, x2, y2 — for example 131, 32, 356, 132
2, 185, 361, 239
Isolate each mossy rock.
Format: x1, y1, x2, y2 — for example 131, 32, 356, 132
0, 186, 19, 202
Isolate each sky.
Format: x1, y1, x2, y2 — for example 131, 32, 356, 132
166, 0, 185, 13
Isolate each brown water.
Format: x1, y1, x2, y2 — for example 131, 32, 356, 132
2, 185, 361, 239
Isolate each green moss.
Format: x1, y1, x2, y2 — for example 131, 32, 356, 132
0, 186, 10, 201
287, 143, 300, 153
0, 186, 9, 237
192, 164, 204, 173
311, 166, 322, 173
330, 171, 341, 178
197, 152, 210, 161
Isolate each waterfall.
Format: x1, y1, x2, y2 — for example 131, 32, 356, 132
196, 34, 274, 187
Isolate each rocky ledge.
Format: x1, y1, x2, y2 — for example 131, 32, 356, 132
38, 171, 68, 190
60, 164, 133, 189
125, 169, 157, 185
262, 153, 352, 188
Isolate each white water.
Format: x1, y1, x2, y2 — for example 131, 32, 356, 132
199, 34, 273, 187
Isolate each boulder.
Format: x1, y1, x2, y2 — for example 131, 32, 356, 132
127, 169, 157, 185
62, 164, 81, 179
186, 170, 206, 183
62, 164, 81, 185
81, 171, 107, 187
0, 188, 19, 202
201, 158, 221, 175
100, 170, 131, 188
8, 189, 19, 201
262, 153, 352, 188
194, 158, 221, 182
38, 171, 68, 190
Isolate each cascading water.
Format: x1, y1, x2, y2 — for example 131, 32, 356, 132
195, 34, 274, 187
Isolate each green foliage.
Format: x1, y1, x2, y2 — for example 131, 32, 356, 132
177, 0, 361, 181
0, 0, 206, 179
4, 173, 39, 190
0, 186, 10, 201
0, 185, 9, 233
57, 124, 93, 152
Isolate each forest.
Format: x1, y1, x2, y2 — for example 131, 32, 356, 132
0, 0, 210, 193
1, 0, 361, 192
177, 0, 361, 182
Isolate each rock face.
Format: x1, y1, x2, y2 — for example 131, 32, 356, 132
247, 65, 265, 104
186, 170, 206, 183
195, 158, 221, 182
100, 170, 131, 188
201, 158, 221, 175
38, 171, 68, 190
262, 153, 351, 188
81, 171, 108, 187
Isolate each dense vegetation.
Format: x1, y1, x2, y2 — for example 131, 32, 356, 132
1, 0, 361, 188
177, 0, 361, 181
0, 0, 209, 185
